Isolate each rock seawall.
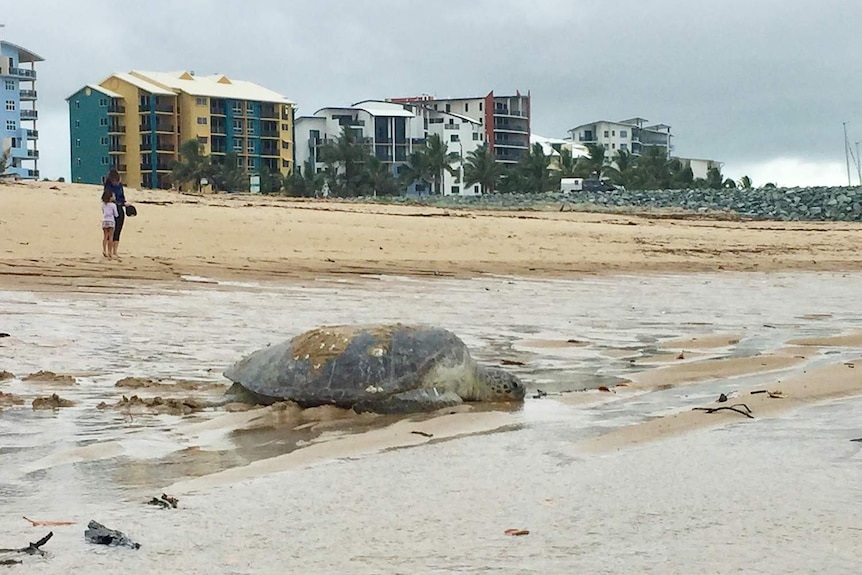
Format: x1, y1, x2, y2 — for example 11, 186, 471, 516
354, 187, 862, 222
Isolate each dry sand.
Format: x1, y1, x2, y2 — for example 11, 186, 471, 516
2, 180, 862, 289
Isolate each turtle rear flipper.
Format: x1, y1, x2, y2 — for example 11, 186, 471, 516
354, 389, 463, 414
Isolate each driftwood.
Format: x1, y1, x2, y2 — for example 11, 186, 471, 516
693, 403, 754, 419
410, 431, 434, 438
147, 493, 179, 509
23, 516, 75, 527
0, 531, 53, 564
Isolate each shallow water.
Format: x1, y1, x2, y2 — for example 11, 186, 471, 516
1, 272, 861, 573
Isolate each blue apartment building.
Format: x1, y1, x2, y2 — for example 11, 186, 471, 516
0, 41, 42, 179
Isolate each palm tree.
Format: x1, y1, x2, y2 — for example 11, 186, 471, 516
738, 175, 753, 189
577, 143, 607, 179
421, 134, 460, 195
365, 157, 400, 196
172, 139, 212, 192
463, 144, 502, 194
210, 152, 247, 192
320, 128, 368, 197
604, 149, 636, 187
557, 147, 579, 178
517, 142, 556, 194
285, 161, 324, 197
399, 149, 434, 194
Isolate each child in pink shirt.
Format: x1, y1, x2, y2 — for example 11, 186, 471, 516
101, 189, 119, 258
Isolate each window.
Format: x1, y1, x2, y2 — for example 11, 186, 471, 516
445, 104, 451, 113
283, 159, 291, 168
603, 143, 609, 149
100, 137, 109, 145
233, 119, 242, 133
246, 102, 254, 113
101, 156, 110, 165
197, 117, 207, 125
281, 123, 290, 131
5, 100, 14, 111
620, 143, 628, 151
246, 157, 254, 168
75, 120, 80, 128
76, 158, 81, 166
611, 143, 616, 149
197, 136, 207, 145
479, 102, 483, 111
196, 97, 207, 106
236, 156, 243, 167
603, 130, 609, 138
247, 124, 255, 135
99, 98, 108, 107
5, 120, 14, 131
451, 185, 460, 194
75, 138, 81, 147
473, 132, 480, 141
232, 102, 242, 114
450, 134, 459, 142
75, 100, 80, 109
611, 130, 615, 136
246, 143, 254, 153
474, 185, 480, 194
465, 103, 469, 112
233, 137, 242, 148
99, 117, 108, 126
620, 130, 628, 138
5, 80, 14, 90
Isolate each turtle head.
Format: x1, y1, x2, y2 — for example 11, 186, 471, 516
474, 366, 526, 402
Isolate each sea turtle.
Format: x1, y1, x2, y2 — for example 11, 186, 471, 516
223, 324, 526, 414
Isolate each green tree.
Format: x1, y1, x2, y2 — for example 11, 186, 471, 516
575, 143, 607, 179
258, 164, 283, 194
210, 152, 248, 193
738, 175, 753, 188
463, 144, 502, 194
285, 161, 324, 197
420, 134, 459, 195
365, 157, 400, 196
399, 149, 434, 194
172, 139, 212, 192
557, 147, 579, 178
605, 149, 637, 188
319, 128, 369, 197
516, 142, 557, 194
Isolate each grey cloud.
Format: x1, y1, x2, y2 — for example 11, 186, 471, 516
12, 0, 862, 179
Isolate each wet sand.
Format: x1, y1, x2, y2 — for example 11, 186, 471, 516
2, 180, 862, 290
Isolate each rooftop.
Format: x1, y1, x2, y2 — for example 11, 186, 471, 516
1, 41, 44, 63
127, 71, 295, 104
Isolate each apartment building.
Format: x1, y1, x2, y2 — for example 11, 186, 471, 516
68, 70, 295, 189
0, 41, 43, 179
568, 118, 672, 159
295, 99, 485, 195
389, 91, 531, 166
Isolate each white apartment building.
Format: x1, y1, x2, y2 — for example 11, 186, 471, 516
674, 157, 723, 180
568, 117, 672, 160
295, 99, 485, 196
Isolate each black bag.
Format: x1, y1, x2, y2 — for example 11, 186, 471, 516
125, 205, 137, 217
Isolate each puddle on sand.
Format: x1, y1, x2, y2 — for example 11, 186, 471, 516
1, 272, 861, 573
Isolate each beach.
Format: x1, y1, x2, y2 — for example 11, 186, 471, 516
2, 181, 862, 573
2, 181, 862, 289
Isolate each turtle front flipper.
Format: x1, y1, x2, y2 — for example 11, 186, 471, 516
353, 389, 463, 414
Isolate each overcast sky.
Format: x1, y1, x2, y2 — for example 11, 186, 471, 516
12, 0, 862, 187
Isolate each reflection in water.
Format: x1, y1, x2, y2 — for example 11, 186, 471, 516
1, 272, 861, 573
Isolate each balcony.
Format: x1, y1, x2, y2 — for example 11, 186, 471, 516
24, 169, 39, 177
210, 105, 226, 116
9, 67, 36, 79
493, 108, 527, 118
20, 109, 38, 120
109, 123, 125, 134
261, 148, 279, 157
109, 143, 127, 153
108, 104, 125, 114
211, 123, 226, 135
141, 163, 173, 172
260, 129, 279, 138
444, 124, 460, 130
154, 103, 174, 113
19, 89, 36, 100
260, 106, 278, 119
25, 129, 37, 139
116, 164, 127, 172
156, 142, 176, 151
26, 149, 39, 158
